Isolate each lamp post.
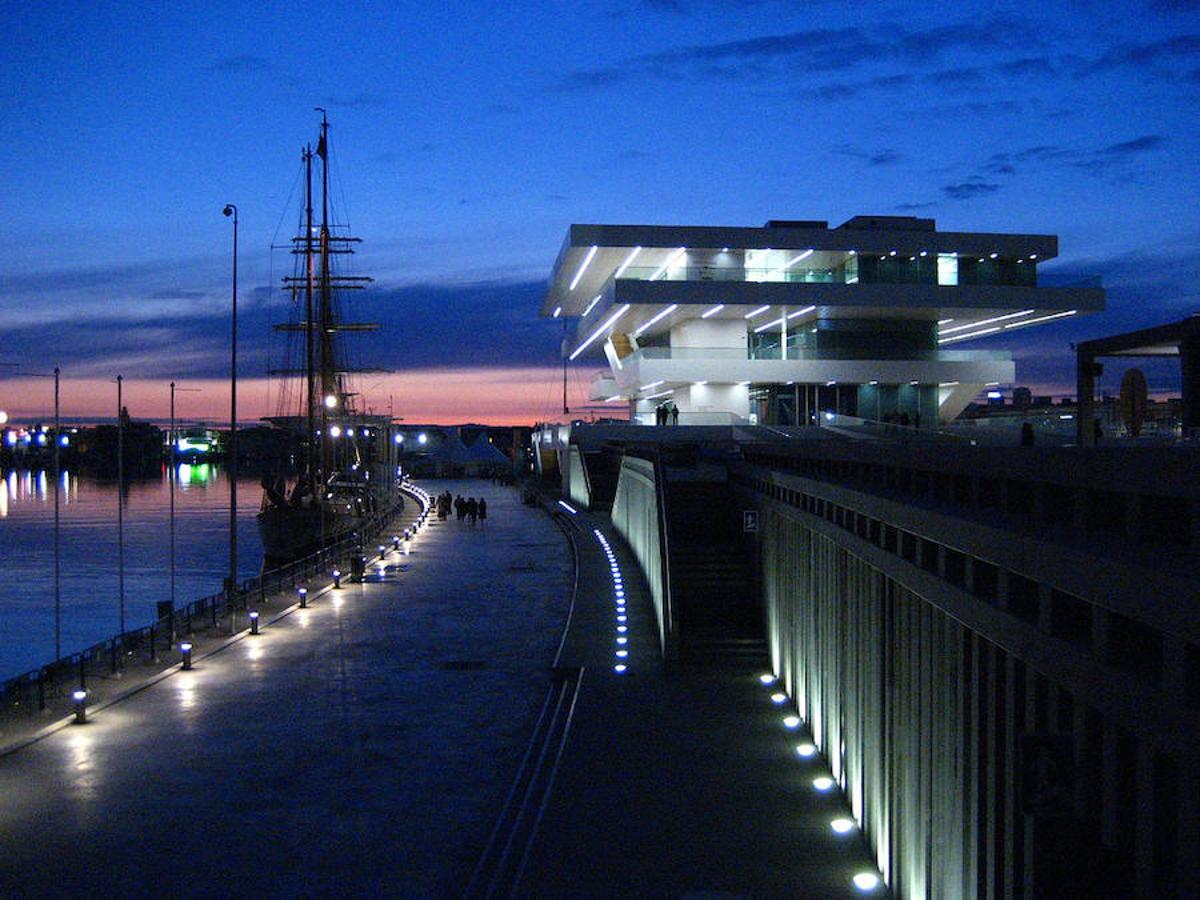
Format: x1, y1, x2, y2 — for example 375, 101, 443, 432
222, 204, 239, 598
117, 374, 125, 637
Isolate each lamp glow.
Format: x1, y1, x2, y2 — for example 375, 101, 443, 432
569, 304, 630, 361
796, 743, 817, 757
852, 873, 880, 892
569, 245, 598, 291
831, 818, 855, 834
812, 776, 835, 791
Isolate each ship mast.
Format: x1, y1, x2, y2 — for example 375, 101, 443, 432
304, 143, 316, 492
317, 108, 335, 479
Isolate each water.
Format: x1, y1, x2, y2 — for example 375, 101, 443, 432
0, 464, 264, 681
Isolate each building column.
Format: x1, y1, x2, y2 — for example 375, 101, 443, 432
1076, 350, 1097, 447
1181, 334, 1200, 435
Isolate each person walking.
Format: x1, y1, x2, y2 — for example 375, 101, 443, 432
466, 497, 478, 526
478, 498, 488, 525
455, 495, 465, 521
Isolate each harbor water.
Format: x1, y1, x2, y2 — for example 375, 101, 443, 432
0, 464, 263, 681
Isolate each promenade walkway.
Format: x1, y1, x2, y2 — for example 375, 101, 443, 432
515, 502, 890, 897
0, 480, 571, 897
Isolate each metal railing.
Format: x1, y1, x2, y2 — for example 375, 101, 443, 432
0, 486, 424, 717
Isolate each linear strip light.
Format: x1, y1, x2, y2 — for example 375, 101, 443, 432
744, 305, 771, 320
701, 304, 725, 319
634, 304, 678, 336
782, 249, 814, 269
614, 246, 642, 279
938, 326, 1003, 344
642, 388, 674, 400
569, 304, 630, 360
937, 318, 954, 325
786, 305, 817, 320
939, 309, 1034, 335
583, 295, 602, 316
604, 395, 622, 402
649, 247, 687, 281
640, 380, 664, 391
552, 306, 562, 318
754, 317, 786, 334
1003, 309, 1077, 329
569, 245, 598, 291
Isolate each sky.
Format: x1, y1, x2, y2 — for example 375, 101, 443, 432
2, 0, 1199, 425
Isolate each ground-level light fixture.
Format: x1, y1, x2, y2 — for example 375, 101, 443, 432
72, 689, 88, 724
298, 587, 308, 608
181, 641, 194, 670
249, 610, 260, 635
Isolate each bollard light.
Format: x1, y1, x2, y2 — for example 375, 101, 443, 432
298, 587, 308, 608
333, 569, 342, 589
249, 610, 260, 635
180, 641, 193, 670
392, 535, 400, 551
378, 544, 386, 560
72, 689, 88, 724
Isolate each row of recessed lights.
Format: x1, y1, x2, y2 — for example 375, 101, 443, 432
593, 528, 629, 674
759, 672, 883, 894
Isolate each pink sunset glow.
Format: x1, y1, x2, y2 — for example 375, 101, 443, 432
0, 368, 624, 428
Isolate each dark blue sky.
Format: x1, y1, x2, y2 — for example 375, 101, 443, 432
3, 0, 1199, 419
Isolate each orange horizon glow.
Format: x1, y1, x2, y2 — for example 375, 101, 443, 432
0, 367, 620, 428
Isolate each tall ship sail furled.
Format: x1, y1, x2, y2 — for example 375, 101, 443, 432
259, 112, 400, 564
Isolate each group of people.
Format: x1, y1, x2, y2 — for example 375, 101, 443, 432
434, 490, 488, 525
655, 401, 680, 426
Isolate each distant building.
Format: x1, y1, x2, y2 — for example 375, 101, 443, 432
543, 216, 1104, 427
1012, 386, 1032, 408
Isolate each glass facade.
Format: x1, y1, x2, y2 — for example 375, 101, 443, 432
750, 381, 939, 427
613, 248, 1037, 288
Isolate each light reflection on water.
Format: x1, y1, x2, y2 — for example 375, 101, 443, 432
0, 465, 264, 680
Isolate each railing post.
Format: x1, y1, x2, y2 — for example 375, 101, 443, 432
79, 656, 86, 690
37, 668, 45, 711
149, 624, 157, 663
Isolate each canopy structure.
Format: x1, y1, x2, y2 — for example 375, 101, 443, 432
1076, 314, 1200, 444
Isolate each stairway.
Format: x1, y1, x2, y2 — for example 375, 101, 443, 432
664, 480, 766, 662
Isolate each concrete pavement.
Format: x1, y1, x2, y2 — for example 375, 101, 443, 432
0, 480, 571, 897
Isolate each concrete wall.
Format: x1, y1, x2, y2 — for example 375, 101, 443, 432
744, 462, 1198, 898
610, 455, 669, 653
567, 444, 589, 509
762, 512, 970, 896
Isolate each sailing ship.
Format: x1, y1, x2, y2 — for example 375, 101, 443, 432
258, 112, 400, 564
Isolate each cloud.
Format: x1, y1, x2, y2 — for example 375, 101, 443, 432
833, 144, 903, 166
555, 17, 1042, 91
942, 179, 1002, 200
204, 55, 272, 74
895, 201, 938, 211
982, 135, 1165, 178
1090, 34, 1200, 73
925, 66, 986, 85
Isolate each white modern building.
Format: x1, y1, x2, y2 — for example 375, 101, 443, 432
543, 216, 1105, 426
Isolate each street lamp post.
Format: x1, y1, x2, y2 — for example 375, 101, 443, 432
117, 374, 125, 637
223, 204, 238, 599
